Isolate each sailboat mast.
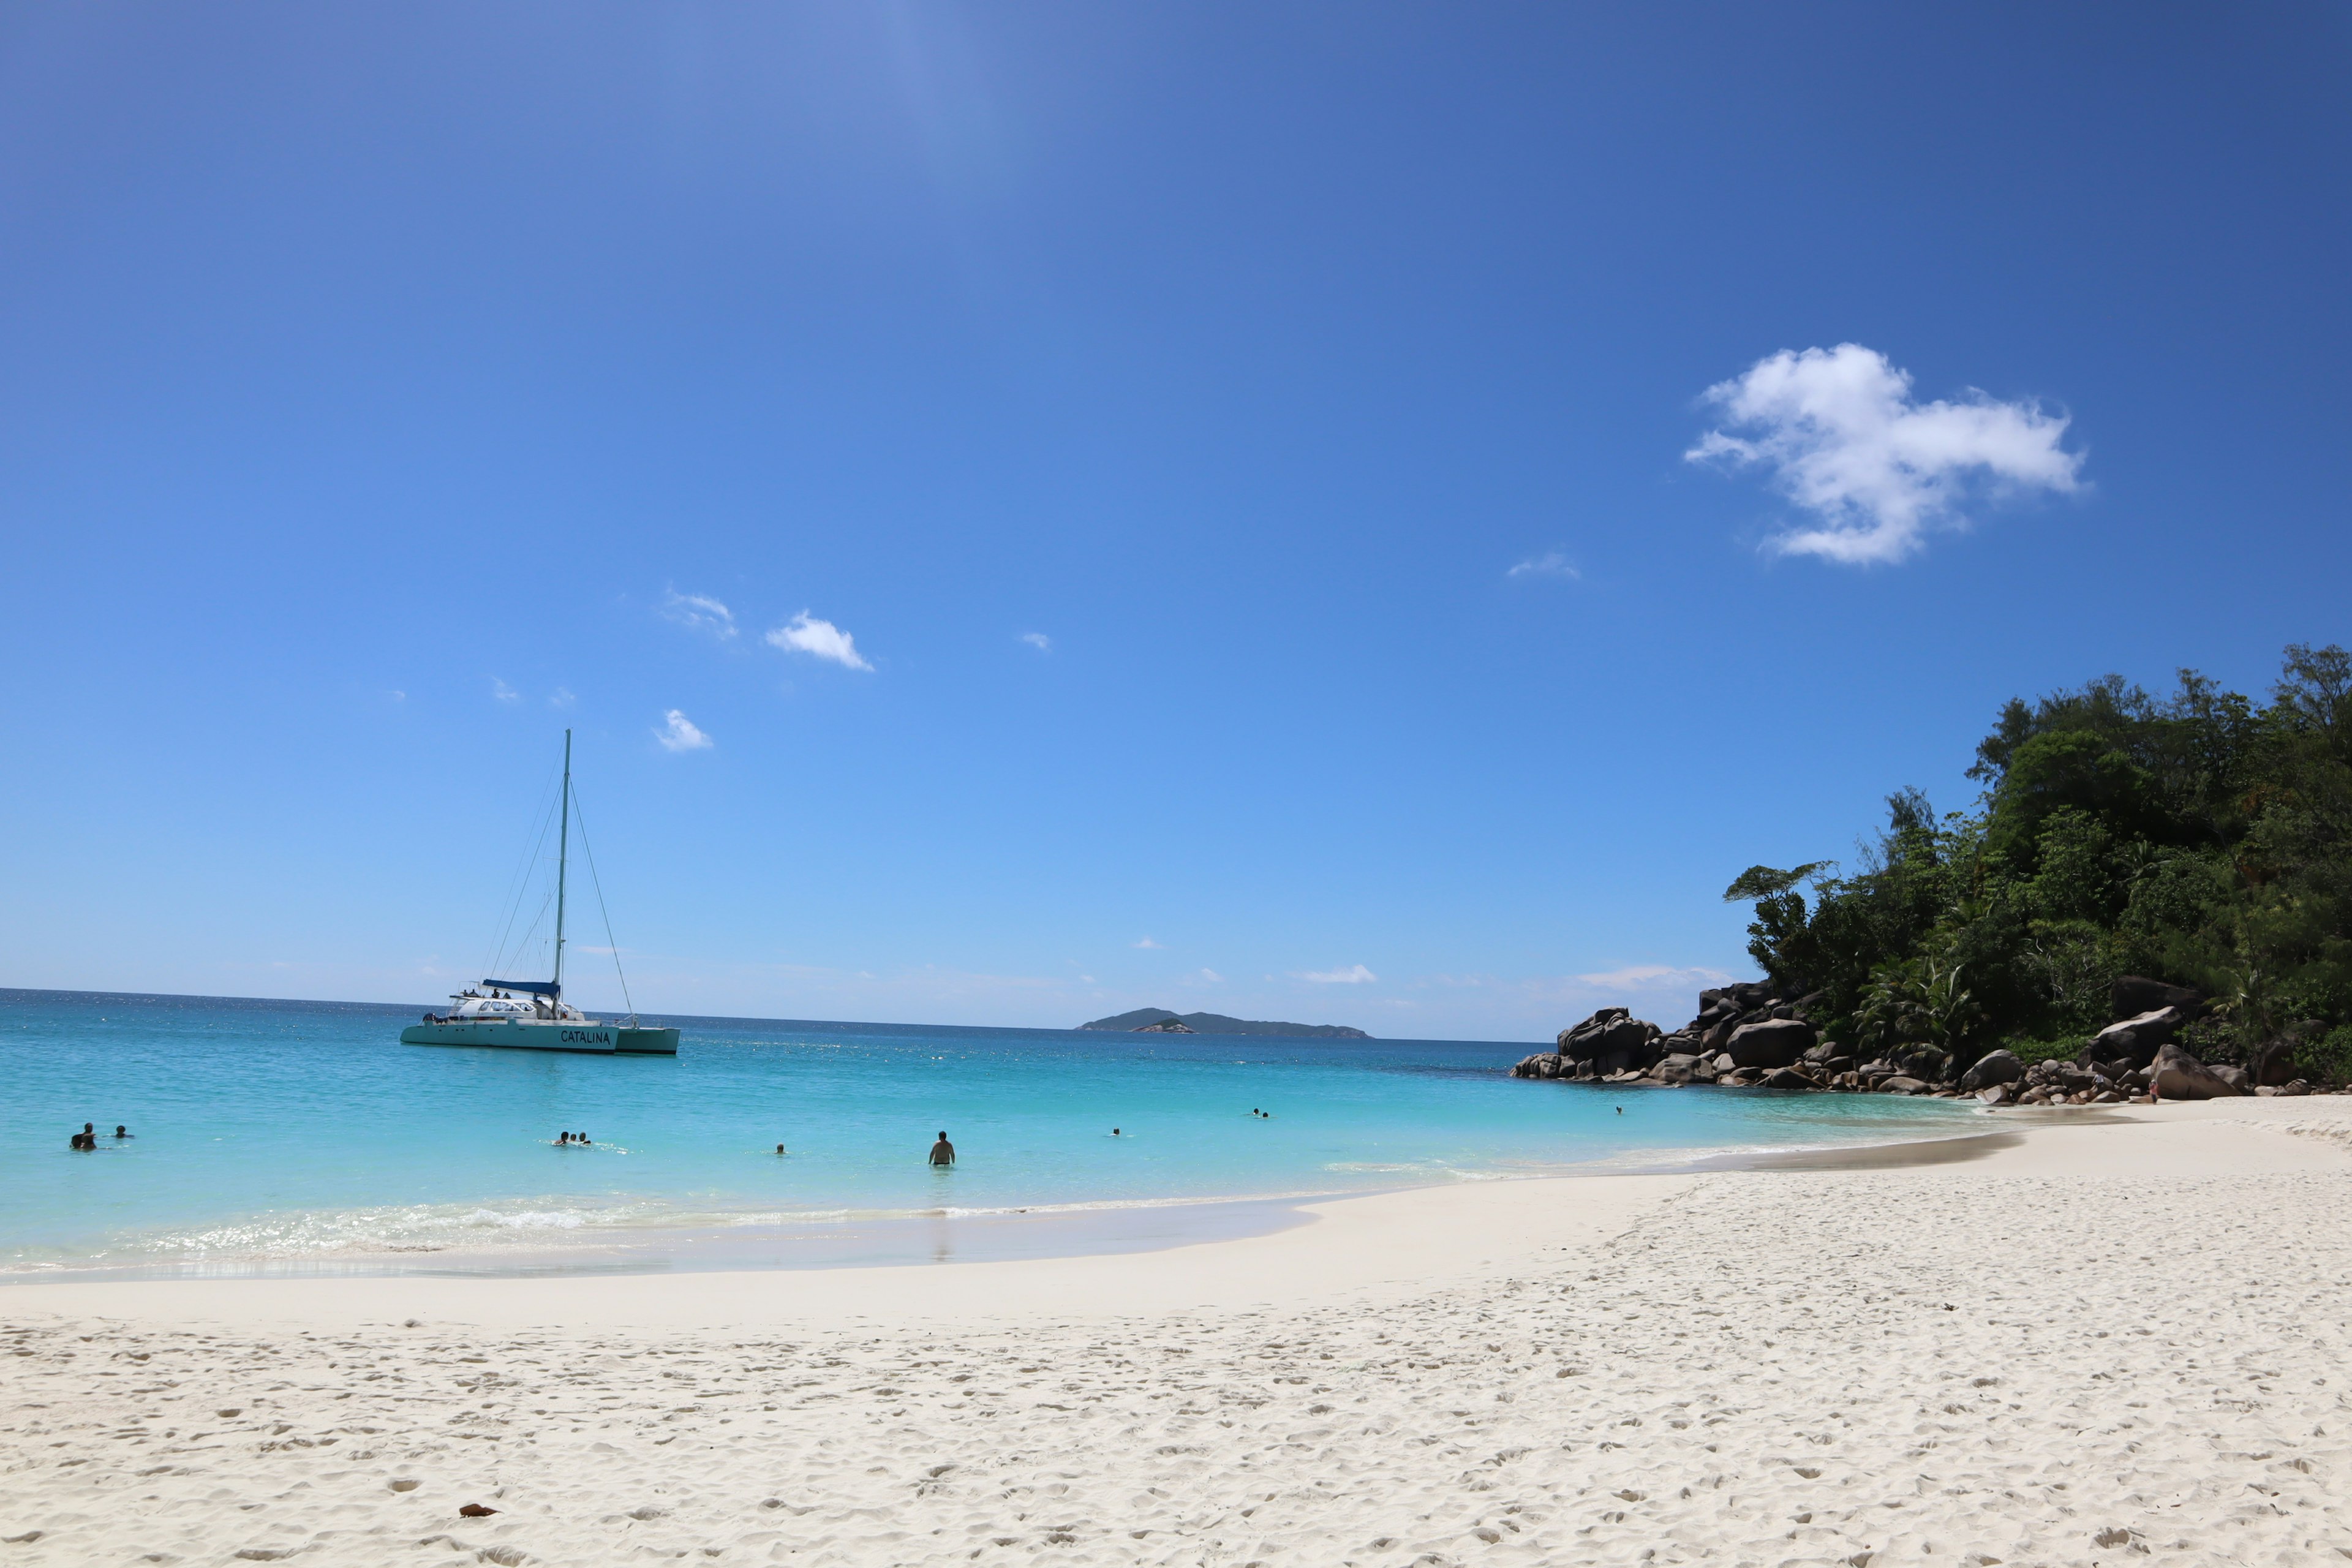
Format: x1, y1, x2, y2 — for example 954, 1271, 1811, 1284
552, 728, 572, 997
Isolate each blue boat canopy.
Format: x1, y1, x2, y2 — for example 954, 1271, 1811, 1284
481, 978, 560, 997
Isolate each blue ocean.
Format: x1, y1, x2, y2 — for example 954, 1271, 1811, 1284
1, 989, 1976, 1277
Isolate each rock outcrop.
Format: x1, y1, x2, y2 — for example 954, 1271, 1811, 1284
1550, 1008, 1665, 1078
1721, 1018, 1815, 1069
1509, 971, 2339, 1101
1512, 990, 1830, 1088
2111, 976, 2207, 1022
2148, 1041, 2247, 1100
2084, 1006, 2189, 1069
1959, 1049, 2025, 1093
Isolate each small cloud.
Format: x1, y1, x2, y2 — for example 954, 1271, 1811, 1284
1686, 342, 2084, 565
655, 709, 713, 752
766, 611, 874, 671
661, 590, 738, 639
1196, 968, 1223, 984
491, 679, 521, 704
549, 687, 576, 709
1020, 631, 1052, 652
1573, 963, 1736, 990
1508, 551, 1580, 580
1296, 963, 1377, 985
388, 690, 406, 703
1133, 937, 1163, 949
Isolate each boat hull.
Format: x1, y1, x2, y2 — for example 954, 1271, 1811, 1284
399, 1020, 679, 1055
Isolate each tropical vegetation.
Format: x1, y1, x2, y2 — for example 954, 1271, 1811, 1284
1724, 644, 2352, 1082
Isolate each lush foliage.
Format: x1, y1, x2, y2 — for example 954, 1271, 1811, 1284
1726, 644, 2352, 1076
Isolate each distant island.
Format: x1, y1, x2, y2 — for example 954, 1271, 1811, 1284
1079, 1008, 1372, 1039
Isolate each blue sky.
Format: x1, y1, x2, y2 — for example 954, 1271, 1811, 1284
3, 5, 2348, 1039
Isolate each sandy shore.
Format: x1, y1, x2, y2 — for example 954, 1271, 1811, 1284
7, 1098, 2352, 1565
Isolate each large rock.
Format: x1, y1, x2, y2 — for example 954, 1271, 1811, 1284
1895, 1047, 1952, 1083
2252, 1039, 2301, 1087
1556, 1007, 1665, 1076
1698, 982, 1776, 1016
2148, 1042, 2246, 1100
1722, 1017, 1815, 1070
1878, 1075, 1930, 1095
1959, 1049, 2026, 1093
2089, 1006, 2189, 1068
2111, 976, 2206, 1022
1762, 1066, 1819, 1091
1556, 1005, 1625, 1052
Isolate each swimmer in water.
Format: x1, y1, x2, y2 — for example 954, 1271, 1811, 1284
576, 1133, 591, 1145
1616, 1106, 1623, 1114
929, 1131, 956, 1167
114, 1125, 130, 1139
1112, 1127, 1121, 1136
775, 1144, 787, 1156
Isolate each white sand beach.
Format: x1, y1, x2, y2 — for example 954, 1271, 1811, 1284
7, 1098, 2352, 1566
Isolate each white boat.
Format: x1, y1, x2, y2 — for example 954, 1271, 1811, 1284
402, 730, 680, 1056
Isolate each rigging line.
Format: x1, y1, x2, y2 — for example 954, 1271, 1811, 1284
484, 756, 562, 968
497, 884, 559, 983
482, 763, 565, 983
565, 787, 638, 1023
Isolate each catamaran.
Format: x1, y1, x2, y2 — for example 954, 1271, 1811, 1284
402, 730, 680, 1056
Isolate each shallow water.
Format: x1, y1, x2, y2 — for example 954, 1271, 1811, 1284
0, 989, 1975, 1275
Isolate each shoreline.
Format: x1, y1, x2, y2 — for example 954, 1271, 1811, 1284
7, 1099, 2351, 1566
1, 1104, 1993, 1287
9, 1098, 2340, 1329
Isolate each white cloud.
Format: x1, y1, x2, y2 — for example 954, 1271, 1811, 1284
766, 611, 874, 671
1572, 963, 1736, 991
1686, 343, 2084, 565
1020, 631, 1052, 652
655, 709, 713, 752
1133, 937, 1163, 949
492, 678, 521, 704
1297, 963, 1378, 985
548, 687, 576, 709
1197, 968, 1223, 984
661, 590, 737, 639
1508, 551, 1580, 580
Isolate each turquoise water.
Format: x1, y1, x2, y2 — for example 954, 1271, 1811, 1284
1, 989, 1976, 1276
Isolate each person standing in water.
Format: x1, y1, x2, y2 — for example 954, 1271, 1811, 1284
929, 1131, 955, 1167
